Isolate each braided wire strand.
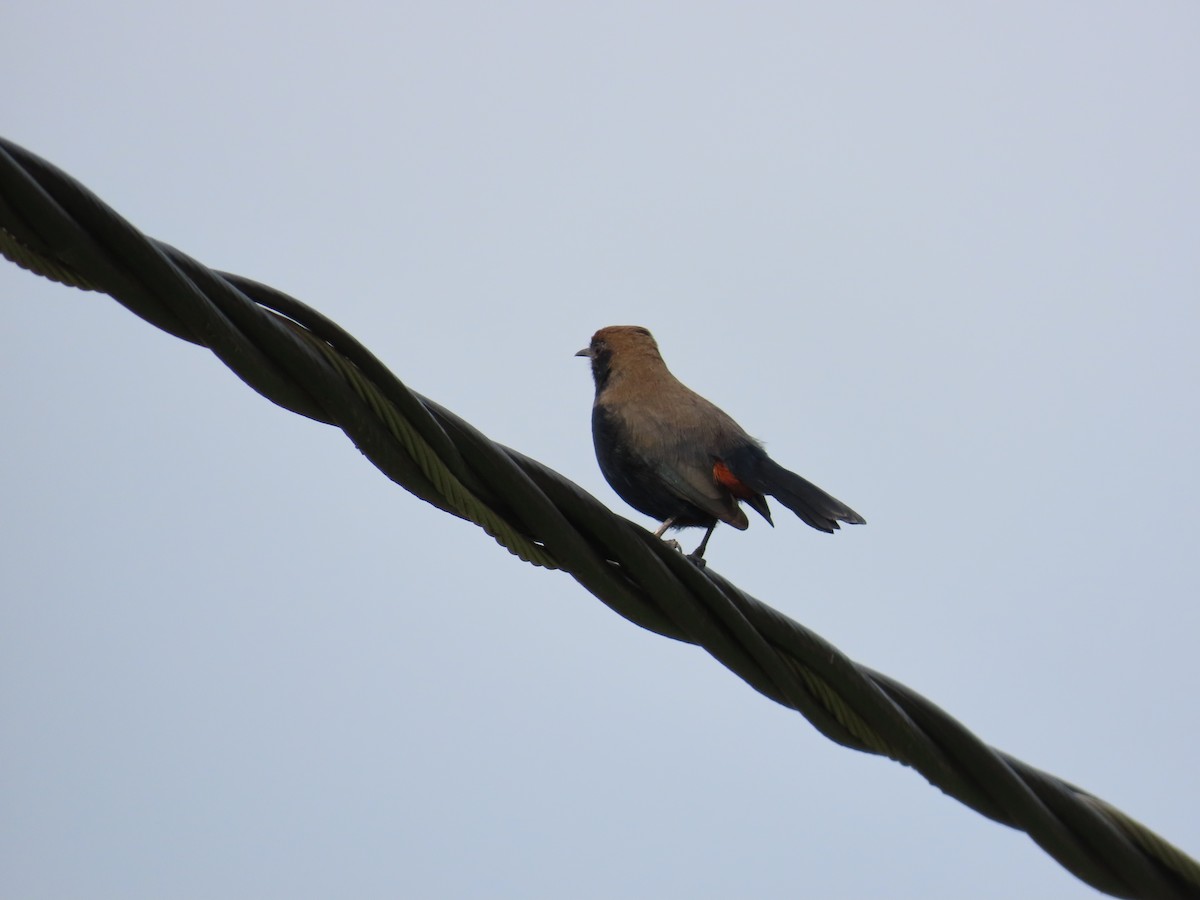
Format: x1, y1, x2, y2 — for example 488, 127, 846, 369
301, 326, 559, 568
2, 136, 1197, 899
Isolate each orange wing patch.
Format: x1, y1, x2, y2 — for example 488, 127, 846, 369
712, 460, 756, 499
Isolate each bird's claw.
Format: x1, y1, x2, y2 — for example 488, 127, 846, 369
658, 535, 706, 567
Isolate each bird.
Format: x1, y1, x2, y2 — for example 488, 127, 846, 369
577, 325, 864, 559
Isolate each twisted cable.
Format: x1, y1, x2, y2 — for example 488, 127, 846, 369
2, 136, 1196, 899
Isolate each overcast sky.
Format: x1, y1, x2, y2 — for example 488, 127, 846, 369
3, 3, 1198, 898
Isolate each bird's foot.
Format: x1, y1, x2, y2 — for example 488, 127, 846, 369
687, 524, 716, 564
659, 537, 682, 552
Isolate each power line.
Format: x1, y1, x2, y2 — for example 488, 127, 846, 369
2, 136, 1196, 899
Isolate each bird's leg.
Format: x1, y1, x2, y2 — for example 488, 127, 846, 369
653, 517, 682, 551
687, 524, 716, 565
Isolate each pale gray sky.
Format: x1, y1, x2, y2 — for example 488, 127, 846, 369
3, 2, 1198, 897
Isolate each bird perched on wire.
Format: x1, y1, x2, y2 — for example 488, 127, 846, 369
577, 325, 864, 559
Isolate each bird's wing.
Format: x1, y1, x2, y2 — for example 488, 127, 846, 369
653, 452, 749, 529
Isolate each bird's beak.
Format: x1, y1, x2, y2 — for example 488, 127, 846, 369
575, 347, 593, 358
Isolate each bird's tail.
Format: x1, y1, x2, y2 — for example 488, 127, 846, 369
725, 445, 865, 534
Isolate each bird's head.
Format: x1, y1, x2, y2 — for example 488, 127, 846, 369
576, 325, 664, 392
